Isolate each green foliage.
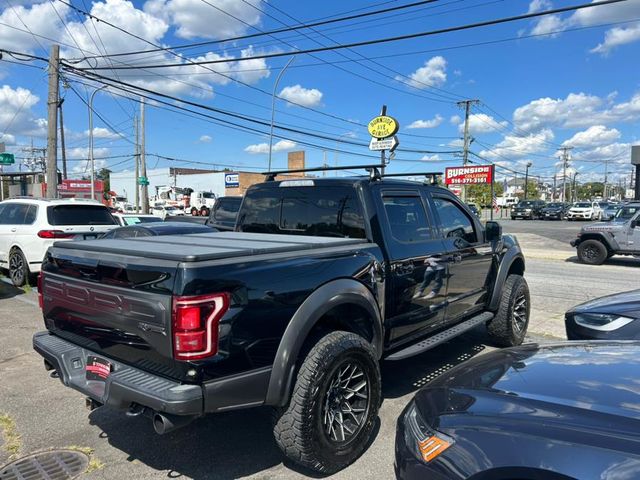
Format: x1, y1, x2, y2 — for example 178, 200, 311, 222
516, 181, 539, 200
467, 182, 503, 206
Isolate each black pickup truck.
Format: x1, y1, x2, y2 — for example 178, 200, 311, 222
33, 174, 528, 473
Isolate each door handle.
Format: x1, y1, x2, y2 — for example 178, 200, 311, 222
10, 228, 17, 233
447, 254, 462, 263
395, 262, 415, 275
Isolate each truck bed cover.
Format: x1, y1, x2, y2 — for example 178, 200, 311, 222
53, 232, 366, 262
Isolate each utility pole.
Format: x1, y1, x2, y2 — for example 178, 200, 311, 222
553, 174, 557, 201
558, 146, 572, 202
134, 114, 139, 213
46, 45, 60, 198
58, 98, 67, 180
140, 98, 148, 214
524, 161, 532, 199
457, 99, 480, 201
603, 157, 609, 200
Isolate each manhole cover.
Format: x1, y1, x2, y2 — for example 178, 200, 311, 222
0, 450, 89, 480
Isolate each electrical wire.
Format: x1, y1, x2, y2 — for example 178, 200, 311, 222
77, 0, 628, 71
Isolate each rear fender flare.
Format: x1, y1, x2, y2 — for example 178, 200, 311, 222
488, 246, 525, 312
265, 278, 383, 407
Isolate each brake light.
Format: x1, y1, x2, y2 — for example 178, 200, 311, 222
37, 230, 75, 239
37, 273, 43, 309
172, 293, 230, 360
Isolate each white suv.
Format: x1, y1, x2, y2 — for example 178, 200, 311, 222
0, 198, 118, 286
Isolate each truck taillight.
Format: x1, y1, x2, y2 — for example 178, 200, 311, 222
37, 230, 74, 239
172, 293, 230, 361
37, 273, 43, 310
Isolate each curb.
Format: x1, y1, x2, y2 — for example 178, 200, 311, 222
520, 248, 576, 261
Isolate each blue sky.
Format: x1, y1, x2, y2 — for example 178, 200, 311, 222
0, 0, 639, 189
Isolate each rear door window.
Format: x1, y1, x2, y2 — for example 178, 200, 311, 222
47, 205, 117, 226
382, 195, 431, 243
214, 198, 242, 222
0, 203, 30, 225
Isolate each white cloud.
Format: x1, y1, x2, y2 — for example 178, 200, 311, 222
407, 115, 443, 129
421, 154, 441, 161
480, 129, 555, 160
84, 127, 122, 140
591, 23, 640, 55
199, 135, 212, 143
528, 0, 552, 13
561, 125, 621, 149
460, 113, 508, 135
450, 115, 461, 125
278, 84, 323, 107
0, 0, 70, 53
0, 85, 46, 140
398, 56, 447, 89
68, 147, 110, 159
244, 139, 296, 154
150, 0, 263, 40
514, 91, 640, 132
528, 0, 640, 52
572, 142, 631, 164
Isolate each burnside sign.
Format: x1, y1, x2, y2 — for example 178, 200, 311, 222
444, 165, 493, 185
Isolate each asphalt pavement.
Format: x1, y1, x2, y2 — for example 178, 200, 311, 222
1, 220, 639, 479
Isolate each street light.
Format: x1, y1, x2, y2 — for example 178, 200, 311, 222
89, 85, 107, 201
268, 57, 295, 172
524, 161, 532, 199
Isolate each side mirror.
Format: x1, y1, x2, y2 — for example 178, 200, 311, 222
631, 220, 638, 229
485, 221, 502, 242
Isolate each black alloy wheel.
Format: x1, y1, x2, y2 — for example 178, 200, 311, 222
9, 248, 29, 287
577, 240, 608, 265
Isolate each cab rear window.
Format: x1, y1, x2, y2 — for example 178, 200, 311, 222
47, 205, 117, 226
238, 186, 366, 238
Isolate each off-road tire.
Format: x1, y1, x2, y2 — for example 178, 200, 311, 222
487, 274, 530, 347
190, 207, 199, 216
9, 248, 29, 287
200, 207, 210, 217
577, 239, 608, 265
273, 331, 381, 474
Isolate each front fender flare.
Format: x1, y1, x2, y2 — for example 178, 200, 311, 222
265, 278, 383, 407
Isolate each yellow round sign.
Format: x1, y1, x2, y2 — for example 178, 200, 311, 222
367, 115, 399, 139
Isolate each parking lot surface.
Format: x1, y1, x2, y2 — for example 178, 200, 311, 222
1, 220, 639, 479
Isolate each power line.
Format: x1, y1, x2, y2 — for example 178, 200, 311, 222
78, 0, 628, 71
73, 0, 443, 60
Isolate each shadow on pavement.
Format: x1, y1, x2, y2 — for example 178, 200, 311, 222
564, 256, 640, 268
88, 328, 492, 479
0, 279, 26, 299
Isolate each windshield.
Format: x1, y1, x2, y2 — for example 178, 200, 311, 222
122, 216, 163, 225
614, 206, 640, 221
517, 201, 535, 207
546, 203, 564, 208
598, 202, 609, 208
574, 202, 591, 208
201, 192, 216, 199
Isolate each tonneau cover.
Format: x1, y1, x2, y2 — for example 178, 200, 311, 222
53, 232, 366, 262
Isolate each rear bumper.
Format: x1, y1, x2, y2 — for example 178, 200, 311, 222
33, 331, 203, 416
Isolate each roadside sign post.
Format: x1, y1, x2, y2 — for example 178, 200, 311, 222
367, 105, 400, 175
137, 176, 149, 186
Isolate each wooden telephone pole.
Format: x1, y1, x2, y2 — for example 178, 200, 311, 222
457, 99, 480, 201
46, 45, 60, 198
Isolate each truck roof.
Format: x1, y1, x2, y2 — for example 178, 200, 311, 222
256, 176, 451, 191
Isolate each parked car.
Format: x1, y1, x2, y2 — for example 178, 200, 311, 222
0, 198, 118, 286
395, 341, 640, 480
510, 199, 545, 220
466, 202, 480, 217
100, 222, 216, 239
34, 174, 528, 474
207, 196, 242, 231
594, 201, 610, 220
539, 202, 568, 220
112, 213, 163, 226
566, 201, 597, 221
570, 202, 640, 264
601, 203, 621, 221
566, 289, 640, 340
151, 204, 185, 218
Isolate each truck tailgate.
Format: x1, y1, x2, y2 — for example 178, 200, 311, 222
41, 232, 364, 381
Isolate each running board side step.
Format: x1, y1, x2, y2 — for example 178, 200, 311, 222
386, 312, 494, 361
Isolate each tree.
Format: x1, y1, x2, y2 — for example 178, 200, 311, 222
467, 182, 504, 207
516, 181, 539, 200
96, 168, 112, 193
